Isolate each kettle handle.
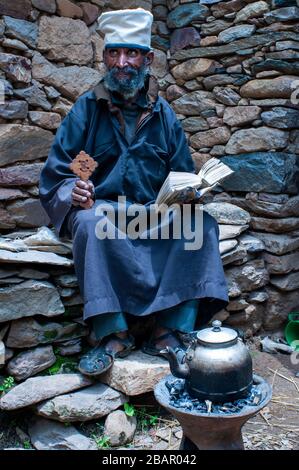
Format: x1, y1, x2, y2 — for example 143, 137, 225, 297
233, 327, 245, 340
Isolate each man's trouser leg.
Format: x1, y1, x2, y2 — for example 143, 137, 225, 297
156, 299, 199, 333
91, 299, 199, 340
92, 312, 128, 340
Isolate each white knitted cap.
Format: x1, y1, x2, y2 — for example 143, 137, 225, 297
98, 8, 153, 51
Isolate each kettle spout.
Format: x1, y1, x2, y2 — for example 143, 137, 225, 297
159, 346, 189, 379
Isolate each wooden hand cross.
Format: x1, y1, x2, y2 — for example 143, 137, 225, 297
69, 150, 98, 209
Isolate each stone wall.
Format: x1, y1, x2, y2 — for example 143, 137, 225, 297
0, 0, 299, 379
163, 0, 299, 335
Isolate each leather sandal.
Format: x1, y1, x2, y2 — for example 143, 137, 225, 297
141, 330, 186, 363
78, 333, 135, 377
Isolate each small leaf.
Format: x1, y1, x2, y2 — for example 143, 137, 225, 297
124, 402, 136, 416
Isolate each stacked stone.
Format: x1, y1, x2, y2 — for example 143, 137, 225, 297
0, 350, 170, 449
0, 0, 172, 450
0, 0, 299, 448
165, 0, 299, 334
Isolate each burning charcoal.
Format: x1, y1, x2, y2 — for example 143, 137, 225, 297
171, 381, 185, 396
223, 403, 234, 409
237, 399, 248, 406
166, 381, 267, 415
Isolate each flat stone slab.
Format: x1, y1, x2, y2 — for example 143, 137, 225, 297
264, 287, 299, 329
270, 272, 299, 291
225, 126, 288, 154
0, 249, 73, 266
0, 238, 28, 252
100, 350, 170, 396
219, 224, 249, 240
36, 383, 128, 422
22, 226, 72, 254
221, 245, 248, 266
6, 317, 88, 348
7, 345, 56, 381
249, 231, 299, 255
0, 279, 65, 322
0, 280, 65, 322
28, 418, 97, 450
172, 32, 298, 60
250, 216, 299, 233
239, 233, 265, 253
222, 152, 299, 195
204, 202, 251, 225
0, 124, 53, 167
219, 239, 238, 254
0, 374, 92, 410
263, 251, 299, 275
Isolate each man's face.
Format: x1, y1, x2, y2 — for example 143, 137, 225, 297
103, 47, 154, 100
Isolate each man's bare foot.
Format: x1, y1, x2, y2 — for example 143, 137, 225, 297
152, 326, 183, 350
103, 331, 129, 354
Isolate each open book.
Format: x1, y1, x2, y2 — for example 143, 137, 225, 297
155, 157, 234, 207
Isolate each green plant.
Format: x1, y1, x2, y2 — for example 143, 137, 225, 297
148, 413, 158, 426
0, 376, 15, 393
23, 440, 31, 449
43, 330, 58, 340
124, 404, 159, 432
94, 435, 110, 449
124, 402, 136, 417
46, 355, 78, 375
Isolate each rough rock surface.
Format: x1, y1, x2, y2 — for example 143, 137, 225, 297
0, 280, 64, 322
7, 346, 56, 381
100, 351, 170, 396
38, 16, 93, 65
36, 383, 128, 422
104, 410, 137, 447
0, 374, 92, 410
28, 418, 97, 450
6, 317, 88, 348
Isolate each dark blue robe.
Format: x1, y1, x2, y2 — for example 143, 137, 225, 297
39, 78, 229, 323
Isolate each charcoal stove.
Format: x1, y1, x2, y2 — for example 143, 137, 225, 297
154, 321, 272, 450
154, 374, 272, 450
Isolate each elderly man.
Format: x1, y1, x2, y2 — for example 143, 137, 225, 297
39, 8, 228, 376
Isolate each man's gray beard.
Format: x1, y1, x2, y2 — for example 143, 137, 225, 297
103, 63, 150, 100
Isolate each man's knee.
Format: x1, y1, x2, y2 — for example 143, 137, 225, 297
73, 208, 98, 237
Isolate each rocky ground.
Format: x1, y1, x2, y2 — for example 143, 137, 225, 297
0, 343, 298, 451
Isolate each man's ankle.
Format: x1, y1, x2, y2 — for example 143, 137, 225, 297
153, 325, 171, 338
115, 330, 129, 339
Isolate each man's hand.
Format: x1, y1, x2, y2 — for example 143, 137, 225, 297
72, 179, 95, 209
176, 187, 202, 206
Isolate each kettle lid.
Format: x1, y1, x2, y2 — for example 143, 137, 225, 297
196, 320, 238, 345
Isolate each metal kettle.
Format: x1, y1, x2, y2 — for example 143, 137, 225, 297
160, 320, 253, 403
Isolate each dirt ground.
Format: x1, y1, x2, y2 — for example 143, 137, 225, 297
0, 344, 298, 451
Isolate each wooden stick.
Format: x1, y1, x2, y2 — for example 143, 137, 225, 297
271, 400, 299, 408
271, 368, 278, 388
259, 410, 272, 426
267, 367, 299, 392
